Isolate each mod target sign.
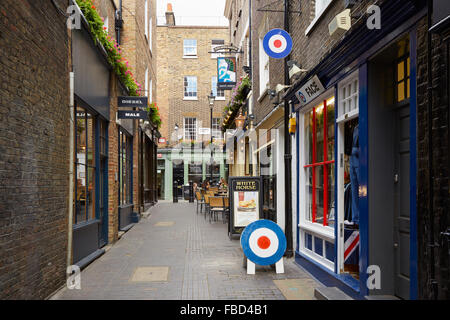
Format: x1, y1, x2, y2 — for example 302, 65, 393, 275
263, 29, 293, 59
241, 219, 287, 266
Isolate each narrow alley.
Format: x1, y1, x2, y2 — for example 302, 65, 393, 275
52, 202, 320, 300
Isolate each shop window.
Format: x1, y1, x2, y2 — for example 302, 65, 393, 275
183, 39, 197, 57
396, 56, 410, 102
74, 106, 96, 224
188, 162, 203, 185
338, 73, 359, 120
206, 162, 220, 182
119, 129, 132, 205
184, 76, 197, 99
184, 117, 197, 141
303, 97, 335, 227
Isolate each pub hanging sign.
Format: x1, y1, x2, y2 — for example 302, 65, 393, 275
228, 176, 263, 240
118, 96, 148, 108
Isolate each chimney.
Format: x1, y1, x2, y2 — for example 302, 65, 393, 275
165, 3, 176, 26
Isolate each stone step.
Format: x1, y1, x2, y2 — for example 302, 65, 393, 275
314, 286, 353, 300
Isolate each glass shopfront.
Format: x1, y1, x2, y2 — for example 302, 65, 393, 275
299, 95, 336, 271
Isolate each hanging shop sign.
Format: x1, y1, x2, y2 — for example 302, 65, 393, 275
295, 75, 325, 106
263, 29, 293, 59
118, 96, 148, 108
228, 176, 263, 240
158, 137, 166, 144
217, 57, 237, 90
117, 110, 148, 119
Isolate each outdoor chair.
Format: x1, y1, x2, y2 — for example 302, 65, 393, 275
203, 194, 211, 220
223, 197, 230, 224
208, 196, 226, 223
195, 191, 205, 214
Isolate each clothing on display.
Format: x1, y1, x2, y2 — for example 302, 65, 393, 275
349, 124, 359, 225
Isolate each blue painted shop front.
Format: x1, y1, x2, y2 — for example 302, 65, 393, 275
288, 0, 426, 299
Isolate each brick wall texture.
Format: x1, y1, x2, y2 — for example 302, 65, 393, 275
156, 23, 229, 146
0, 0, 70, 299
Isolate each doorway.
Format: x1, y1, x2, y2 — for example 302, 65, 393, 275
367, 35, 411, 299
173, 160, 184, 198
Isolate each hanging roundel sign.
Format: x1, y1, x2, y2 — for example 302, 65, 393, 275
263, 29, 293, 59
241, 219, 287, 266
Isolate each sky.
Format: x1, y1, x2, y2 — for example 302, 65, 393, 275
156, 0, 228, 26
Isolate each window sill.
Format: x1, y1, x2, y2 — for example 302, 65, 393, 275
183, 97, 198, 101
257, 88, 269, 102
214, 97, 226, 101
183, 56, 198, 59
305, 0, 334, 36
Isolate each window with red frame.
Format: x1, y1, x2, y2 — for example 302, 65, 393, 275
304, 98, 336, 227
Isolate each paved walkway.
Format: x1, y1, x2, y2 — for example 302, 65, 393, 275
52, 202, 320, 300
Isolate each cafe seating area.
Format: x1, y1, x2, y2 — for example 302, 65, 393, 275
196, 186, 230, 224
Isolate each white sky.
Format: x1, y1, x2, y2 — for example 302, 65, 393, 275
157, 0, 228, 26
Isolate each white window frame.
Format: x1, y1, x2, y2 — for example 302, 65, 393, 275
212, 118, 221, 139
183, 76, 197, 100
211, 76, 225, 100
149, 79, 153, 102
337, 70, 359, 122
184, 117, 197, 141
144, 68, 148, 97
259, 38, 269, 97
103, 16, 109, 33
148, 1, 152, 53
145, 0, 148, 39
183, 39, 197, 58
298, 89, 336, 271
336, 70, 359, 273
305, 0, 334, 36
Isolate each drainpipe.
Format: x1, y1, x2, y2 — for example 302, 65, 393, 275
427, 0, 438, 299
283, 0, 293, 258
67, 71, 75, 268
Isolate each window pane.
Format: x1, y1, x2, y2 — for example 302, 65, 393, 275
398, 81, 405, 102
87, 115, 95, 167
327, 101, 335, 161
305, 110, 313, 164
397, 61, 405, 81
407, 78, 410, 99
87, 166, 95, 220
326, 163, 335, 227
314, 236, 323, 256
305, 167, 312, 222
316, 105, 324, 163
407, 57, 410, 77
315, 165, 323, 224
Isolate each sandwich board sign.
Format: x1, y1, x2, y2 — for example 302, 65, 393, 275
228, 176, 263, 240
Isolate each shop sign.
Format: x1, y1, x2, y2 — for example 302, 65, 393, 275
158, 138, 166, 144
118, 96, 148, 108
217, 57, 236, 90
199, 128, 211, 135
117, 110, 148, 119
295, 75, 325, 106
228, 176, 263, 239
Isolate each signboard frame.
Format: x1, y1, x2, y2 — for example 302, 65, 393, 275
217, 57, 237, 90
228, 176, 263, 240
118, 96, 148, 108
117, 110, 148, 120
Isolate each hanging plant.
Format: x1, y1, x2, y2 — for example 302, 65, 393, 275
146, 102, 161, 129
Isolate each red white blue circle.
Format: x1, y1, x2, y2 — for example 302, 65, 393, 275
241, 220, 287, 266
263, 29, 293, 59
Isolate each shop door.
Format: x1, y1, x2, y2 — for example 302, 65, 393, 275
173, 161, 184, 198
393, 103, 410, 299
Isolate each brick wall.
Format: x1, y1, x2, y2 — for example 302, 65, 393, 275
156, 24, 230, 147
416, 17, 450, 299
0, 0, 70, 299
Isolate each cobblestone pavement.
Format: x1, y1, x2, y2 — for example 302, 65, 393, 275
52, 202, 320, 300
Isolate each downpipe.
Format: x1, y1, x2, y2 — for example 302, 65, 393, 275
67, 71, 75, 268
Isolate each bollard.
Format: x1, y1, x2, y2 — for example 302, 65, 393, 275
173, 180, 178, 203
189, 180, 194, 203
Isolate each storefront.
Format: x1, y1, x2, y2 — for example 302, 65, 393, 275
288, 0, 426, 299
72, 13, 111, 266
139, 124, 159, 211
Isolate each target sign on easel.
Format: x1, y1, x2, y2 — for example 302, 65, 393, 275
241, 220, 287, 274
263, 29, 293, 59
